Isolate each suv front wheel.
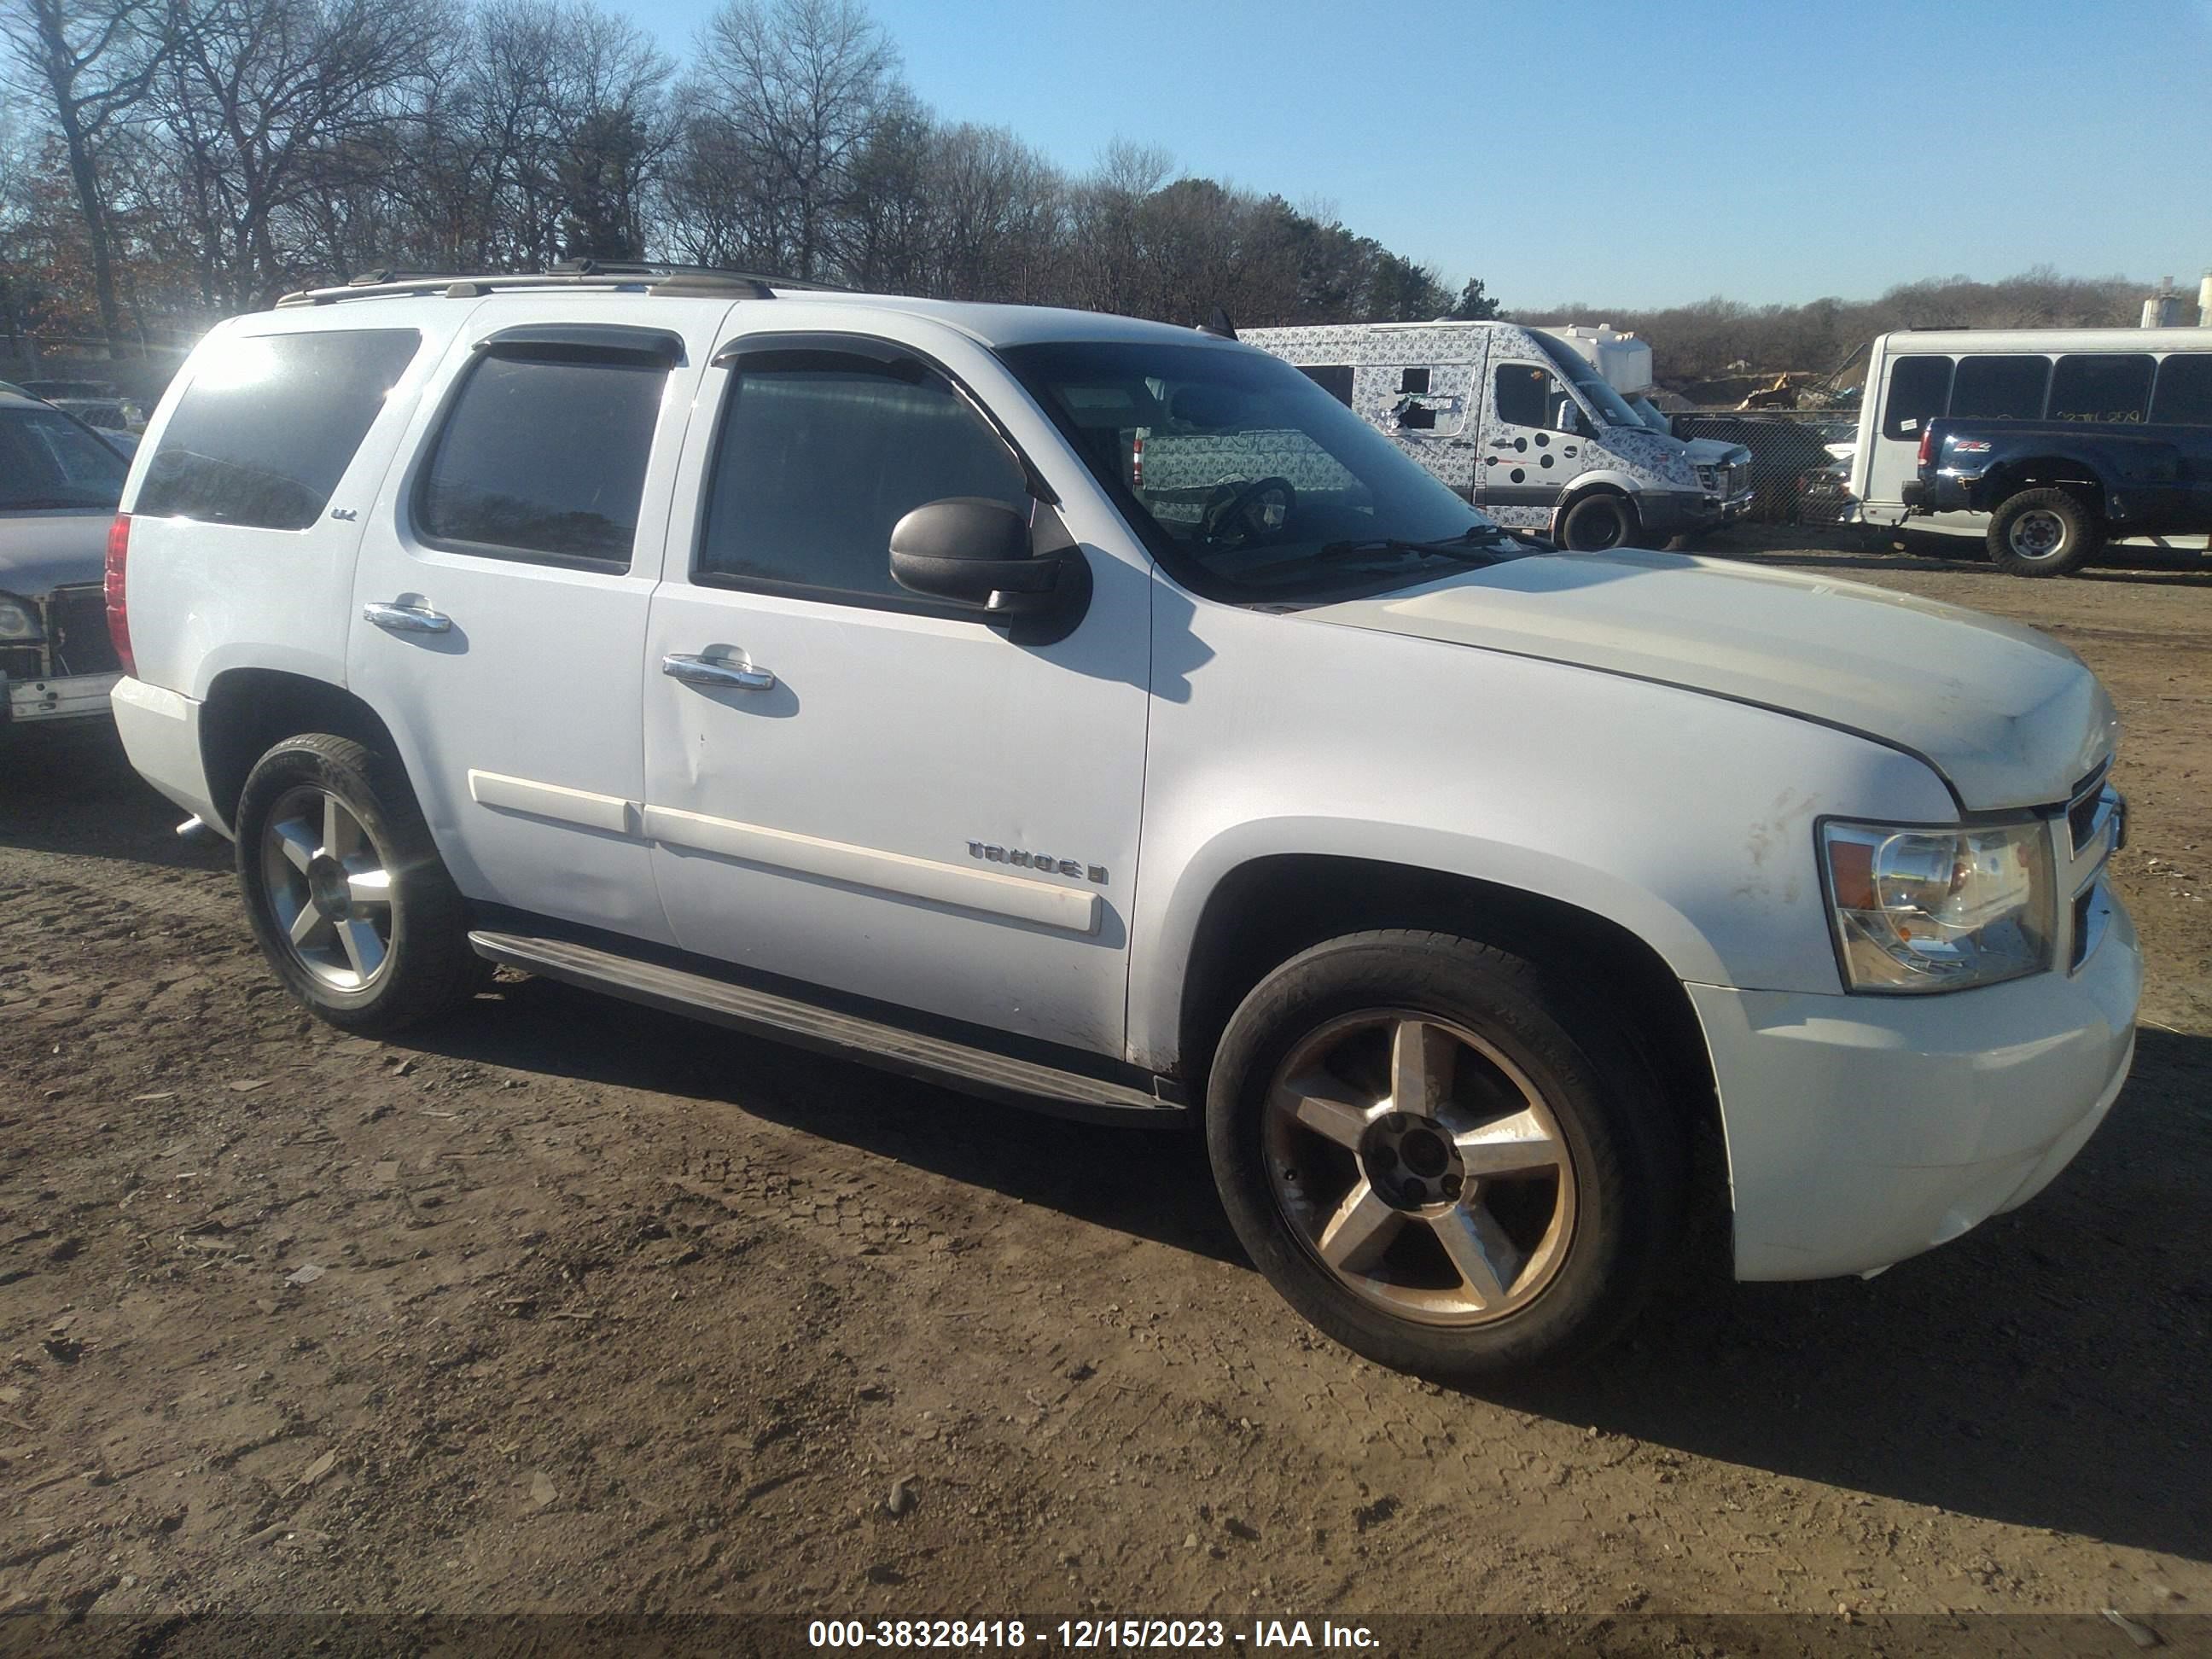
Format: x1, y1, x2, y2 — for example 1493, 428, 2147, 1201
1206, 930, 1684, 1382
234, 733, 483, 1033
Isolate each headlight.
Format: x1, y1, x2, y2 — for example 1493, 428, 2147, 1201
1819, 818, 2055, 992
0, 596, 41, 642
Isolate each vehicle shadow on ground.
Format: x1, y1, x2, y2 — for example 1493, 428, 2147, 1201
416, 974, 2212, 1564
1490, 1022, 2212, 1565
0, 724, 226, 872
410, 971, 1246, 1266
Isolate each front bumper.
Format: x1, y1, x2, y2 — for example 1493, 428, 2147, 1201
1639, 486, 1755, 537
1692, 888, 2142, 1281
3, 669, 120, 726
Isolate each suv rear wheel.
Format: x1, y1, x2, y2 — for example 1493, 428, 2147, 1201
1988, 486, 2101, 578
234, 734, 483, 1033
1206, 930, 1684, 1382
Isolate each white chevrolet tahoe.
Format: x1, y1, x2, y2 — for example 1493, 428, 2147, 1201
106, 265, 2140, 1382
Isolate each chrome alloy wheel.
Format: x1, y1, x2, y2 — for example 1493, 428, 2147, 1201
2008, 508, 2068, 561
1264, 1012, 1576, 1325
259, 785, 396, 991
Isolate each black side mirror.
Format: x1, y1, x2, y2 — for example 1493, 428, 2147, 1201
889, 497, 1081, 620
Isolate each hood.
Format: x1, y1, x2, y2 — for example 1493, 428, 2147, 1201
1306, 550, 2115, 812
0, 509, 112, 600
1680, 437, 1750, 468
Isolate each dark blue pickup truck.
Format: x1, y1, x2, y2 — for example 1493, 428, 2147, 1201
1904, 416, 2212, 576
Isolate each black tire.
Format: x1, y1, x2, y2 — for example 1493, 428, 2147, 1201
1557, 492, 1639, 552
234, 733, 484, 1033
1987, 487, 2101, 578
1205, 930, 1685, 1384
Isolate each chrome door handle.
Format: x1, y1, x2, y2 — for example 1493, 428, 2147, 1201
662, 652, 775, 691
363, 601, 451, 635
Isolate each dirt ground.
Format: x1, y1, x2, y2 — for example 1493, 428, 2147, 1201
1, 530, 2207, 1635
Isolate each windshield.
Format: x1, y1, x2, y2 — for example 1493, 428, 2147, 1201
0, 408, 127, 510
1531, 334, 1644, 429
1000, 340, 1516, 602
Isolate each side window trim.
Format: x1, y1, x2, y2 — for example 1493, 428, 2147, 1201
479, 322, 685, 369
410, 344, 670, 576
689, 340, 1039, 619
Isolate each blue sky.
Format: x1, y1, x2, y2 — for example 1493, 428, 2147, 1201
629, 0, 2212, 311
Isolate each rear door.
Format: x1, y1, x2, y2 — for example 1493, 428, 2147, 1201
346, 295, 731, 944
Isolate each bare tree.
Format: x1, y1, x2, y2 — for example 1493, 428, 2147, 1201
1, 0, 167, 351
155, 0, 445, 304
689, 0, 896, 279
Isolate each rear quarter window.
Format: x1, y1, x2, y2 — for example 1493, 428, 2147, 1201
135, 329, 420, 530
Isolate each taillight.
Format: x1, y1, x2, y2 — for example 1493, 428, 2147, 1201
1130, 430, 1144, 490
105, 512, 134, 678
1916, 425, 1935, 470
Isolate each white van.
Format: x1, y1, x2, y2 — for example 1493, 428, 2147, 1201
1241, 320, 1752, 550
1848, 326, 2212, 548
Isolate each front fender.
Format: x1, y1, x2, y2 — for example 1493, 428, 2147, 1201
1130, 814, 1723, 1073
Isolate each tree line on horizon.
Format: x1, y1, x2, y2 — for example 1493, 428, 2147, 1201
0, 0, 1497, 354
1518, 267, 2145, 391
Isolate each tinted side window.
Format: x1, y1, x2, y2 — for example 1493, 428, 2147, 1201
697, 356, 1027, 604
2150, 354, 2212, 426
137, 329, 418, 530
1301, 364, 1354, 406
2049, 353, 2152, 423
1881, 354, 1953, 440
1950, 354, 2049, 422
417, 353, 665, 569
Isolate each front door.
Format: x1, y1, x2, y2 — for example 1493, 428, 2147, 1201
348, 296, 733, 945
639, 317, 1150, 1057
1476, 359, 1590, 529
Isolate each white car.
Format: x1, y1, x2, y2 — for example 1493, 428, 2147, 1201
106, 268, 2139, 1382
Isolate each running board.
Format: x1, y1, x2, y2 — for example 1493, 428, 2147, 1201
468, 930, 1180, 1124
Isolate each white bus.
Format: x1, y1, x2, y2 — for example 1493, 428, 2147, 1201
1849, 326, 2212, 549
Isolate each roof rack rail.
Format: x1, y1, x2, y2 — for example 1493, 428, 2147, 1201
547, 257, 845, 294
276, 260, 841, 309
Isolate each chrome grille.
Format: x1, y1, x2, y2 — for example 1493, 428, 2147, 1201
2060, 766, 2124, 972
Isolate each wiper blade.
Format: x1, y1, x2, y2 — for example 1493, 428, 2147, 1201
1315, 531, 1510, 565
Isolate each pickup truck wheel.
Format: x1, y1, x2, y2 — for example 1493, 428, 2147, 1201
1558, 492, 1637, 551
1206, 931, 1683, 1383
234, 734, 484, 1034
1988, 487, 2101, 578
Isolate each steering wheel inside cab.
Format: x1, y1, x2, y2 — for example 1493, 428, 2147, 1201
1201, 476, 1296, 547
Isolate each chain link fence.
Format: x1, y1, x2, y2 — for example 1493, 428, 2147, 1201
1671, 410, 1861, 526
